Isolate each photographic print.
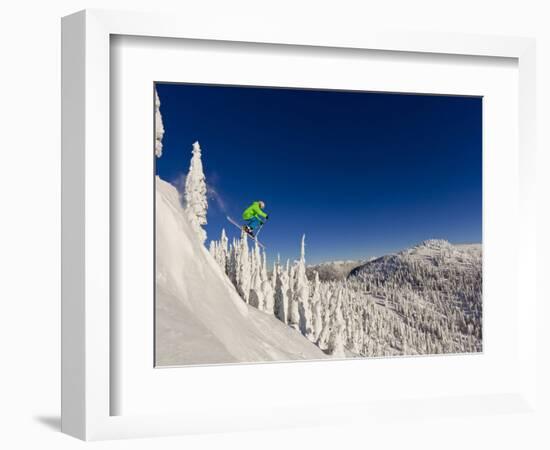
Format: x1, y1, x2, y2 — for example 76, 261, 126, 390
154, 83, 482, 367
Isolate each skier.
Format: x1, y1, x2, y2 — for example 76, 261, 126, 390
242, 200, 269, 237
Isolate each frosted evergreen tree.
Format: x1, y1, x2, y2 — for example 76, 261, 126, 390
327, 327, 346, 358
249, 242, 265, 311
184, 141, 208, 243
262, 278, 275, 314
294, 235, 313, 339
248, 242, 265, 309
271, 254, 280, 291
317, 288, 338, 350
311, 272, 323, 342
261, 252, 275, 314
253, 241, 262, 277
327, 291, 346, 357
274, 259, 290, 323
288, 261, 296, 303
209, 229, 230, 272
261, 251, 269, 283
227, 238, 239, 286
287, 261, 301, 332
249, 267, 264, 310
208, 240, 217, 261
154, 89, 165, 158
236, 232, 251, 302
216, 228, 229, 271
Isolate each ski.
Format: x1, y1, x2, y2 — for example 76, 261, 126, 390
226, 216, 266, 249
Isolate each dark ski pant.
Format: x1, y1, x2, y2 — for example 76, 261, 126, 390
246, 216, 264, 230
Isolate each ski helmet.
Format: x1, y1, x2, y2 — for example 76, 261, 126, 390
258, 201, 265, 209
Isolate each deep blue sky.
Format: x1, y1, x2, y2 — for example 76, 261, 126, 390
155, 83, 482, 265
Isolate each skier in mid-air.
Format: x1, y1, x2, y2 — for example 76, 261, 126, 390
242, 200, 269, 237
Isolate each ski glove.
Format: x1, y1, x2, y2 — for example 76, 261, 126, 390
265, 214, 269, 220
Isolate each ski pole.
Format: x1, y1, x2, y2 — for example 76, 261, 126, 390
255, 221, 265, 238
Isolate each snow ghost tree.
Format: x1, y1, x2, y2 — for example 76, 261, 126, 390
287, 268, 301, 331
248, 269, 264, 310
209, 228, 229, 272
155, 89, 165, 158
236, 232, 251, 302
218, 228, 229, 270
274, 258, 290, 323
327, 291, 346, 357
294, 235, 313, 340
248, 243, 265, 310
227, 238, 239, 287
311, 272, 323, 342
262, 278, 275, 315
184, 141, 208, 243
261, 252, 275, 314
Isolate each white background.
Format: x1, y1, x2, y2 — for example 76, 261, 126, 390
1, 1, 548, 449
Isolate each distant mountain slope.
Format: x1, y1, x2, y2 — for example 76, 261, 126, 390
346, 239, 482, 354
350, 239, 481, 279
155, 177, 327, 366
306, 260, 366, 281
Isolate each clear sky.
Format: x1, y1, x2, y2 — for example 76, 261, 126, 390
155, 83, 482, 265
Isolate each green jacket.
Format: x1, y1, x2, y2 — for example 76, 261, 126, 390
242, 201, 267, 220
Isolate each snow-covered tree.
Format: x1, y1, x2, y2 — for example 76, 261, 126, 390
262, 279, 275, 315
311, 272, 323, 341
294, 235, 313, 339
184, 141, 208, 243
327, 291, 346, 357
249, 268, 264, 310
248, 242, 265, 309
219, 229, 229, 267
155, 89, 165, 158
227, 238, 239, 287
261, 252, 275, 314
287, 265, 301, 331
236, 232, 251, 302
274, 259, 290, 323
208, 240, 217, 260
209, 228, 230, 272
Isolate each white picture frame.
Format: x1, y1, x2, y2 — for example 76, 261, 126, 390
61, 9, 537, 441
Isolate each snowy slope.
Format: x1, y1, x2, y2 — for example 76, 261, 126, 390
155, 177, 326, 366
